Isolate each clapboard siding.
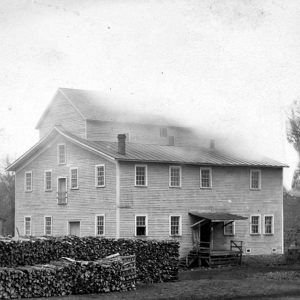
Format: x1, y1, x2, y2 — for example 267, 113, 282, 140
118, 162, 283, 256
38, 91, 86, 139
15, 135, 116, 237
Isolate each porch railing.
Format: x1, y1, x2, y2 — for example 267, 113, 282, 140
230, 240, 243, 253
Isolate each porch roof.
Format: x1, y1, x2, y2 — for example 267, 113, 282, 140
189, 211, 248, 221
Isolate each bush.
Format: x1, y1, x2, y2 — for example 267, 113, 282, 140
0, 236, 179, 283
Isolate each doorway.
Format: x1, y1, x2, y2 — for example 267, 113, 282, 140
69, 221, 80, 236
57, 177, 67, 204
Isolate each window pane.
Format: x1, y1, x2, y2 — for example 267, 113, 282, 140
170, 216, 180, 235
136, 216, 146, 236
25, 173, 32, 191
45, 171, 51, 190
71, 169, 78, 188
201, 169, 211, 188
265, 216, 273, 234
97, 166, 105, 186
224, 221, 234, 235
25, 217, 31, 235
170, 167, 180, 187
136, 166, 146, 186
251, 171, 260, 189
251, 216, 259, 234
96, 216, 104, 235
45, 217, 52, 235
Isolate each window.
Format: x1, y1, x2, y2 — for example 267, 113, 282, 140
160, 127, 168, 137
95, 214, 105, 236
44, 216, 52, 235
25, 171, 32, 192
70, 168, 78, 189
24, 216, 31, 236
224, 221, 235, 235
57, 177, 68, 205
200, 168, 212, 188
135, 215, 147, 236
58, 144, 66, 164
44, 170, 52, 191
135, 165, 147, 186
263, 215, 274, 235
169, 216, 182, 236
95, 165, 105, 187
250, 215, 261, 234
250, 169, 261, 190
169, 166, 181, 187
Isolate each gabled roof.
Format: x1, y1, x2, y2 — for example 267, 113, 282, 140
7, 126, 287, 172
36, 88, 175, 128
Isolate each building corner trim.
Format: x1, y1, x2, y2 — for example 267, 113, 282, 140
116, 161, 120, 239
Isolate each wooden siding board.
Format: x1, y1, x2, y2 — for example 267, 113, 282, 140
38, 91, 86, 139
118, 162, 283, 256
15, 136, 116, 237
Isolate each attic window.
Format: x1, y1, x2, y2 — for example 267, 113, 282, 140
250, 169, 261, 190
58, 144, 66, 165
160, 127, 168, 137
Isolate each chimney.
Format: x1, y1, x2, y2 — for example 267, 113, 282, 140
118, 134, 126, 155
210, 139, 215, 151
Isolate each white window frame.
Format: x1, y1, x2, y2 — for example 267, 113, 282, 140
44, 216, 52, 236
70, 167, 79, 190
95, 164, 106, 187
24, 216, 32, 236
250, 214, 261, 235
24, 171, 33, 192
200, 167, 212, 189
169, 166, 182, 188
57, 143, 66, 165
263, 214, 274, 235
95, 214, 105, 236
224, 221, 235, 236
135, 165, 148, 187
250, 169, 261, 190
169, 215, 182, 236
135, 214, 148, 236
44, 170, 52, 192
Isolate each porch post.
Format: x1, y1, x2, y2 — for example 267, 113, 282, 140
210, 222, 213, 250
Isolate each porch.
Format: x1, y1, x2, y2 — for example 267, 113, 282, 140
181, 211, 247, 268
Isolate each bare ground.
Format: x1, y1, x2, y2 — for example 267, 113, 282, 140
33, 265, 300, 300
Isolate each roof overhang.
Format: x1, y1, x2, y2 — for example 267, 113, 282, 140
6, 126, 116, 172
189, 211, 248, 221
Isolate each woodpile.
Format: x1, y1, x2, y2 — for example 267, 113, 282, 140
0, 254, 136, 299
0, 236, 179, 283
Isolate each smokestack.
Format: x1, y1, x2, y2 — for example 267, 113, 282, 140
118, 134, 126, 155
210, 139, 215, 151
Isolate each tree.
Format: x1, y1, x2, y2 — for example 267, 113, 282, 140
287, 100, 300, 190
0, 156, 15, 236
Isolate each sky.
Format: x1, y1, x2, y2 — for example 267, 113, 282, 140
0, 0, 299, 187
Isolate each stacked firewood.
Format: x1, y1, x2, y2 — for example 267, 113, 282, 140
0, 236, 179, 283
0, 254, 136, 299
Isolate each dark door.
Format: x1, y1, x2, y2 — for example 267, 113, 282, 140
200, 221, 211, 243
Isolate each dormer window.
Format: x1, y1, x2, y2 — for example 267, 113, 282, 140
58, 144, 66, 165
